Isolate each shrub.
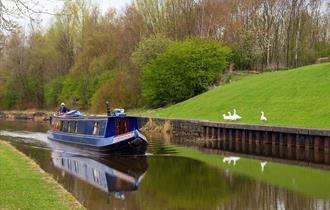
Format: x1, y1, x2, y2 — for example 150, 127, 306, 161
142, 39, 231, 108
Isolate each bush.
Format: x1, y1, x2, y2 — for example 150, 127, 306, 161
142, 39, 231, 108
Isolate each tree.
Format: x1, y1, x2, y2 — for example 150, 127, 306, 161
0, 0, 54, 31
132, 35, 173, 68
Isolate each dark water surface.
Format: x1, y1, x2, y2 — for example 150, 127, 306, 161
0, 120, 329, 210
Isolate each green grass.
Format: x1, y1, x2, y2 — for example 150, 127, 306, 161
174, 146, 330, 199
0, 141, 82, 210
132, 63, 330, 129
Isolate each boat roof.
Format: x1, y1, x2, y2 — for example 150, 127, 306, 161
52, 115, 137, 120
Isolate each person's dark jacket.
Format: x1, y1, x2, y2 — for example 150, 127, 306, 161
59, 106, 69, 113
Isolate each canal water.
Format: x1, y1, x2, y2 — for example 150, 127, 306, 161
0, 120, 329, 210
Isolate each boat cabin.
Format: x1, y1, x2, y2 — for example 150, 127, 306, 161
50, 116, 139, 138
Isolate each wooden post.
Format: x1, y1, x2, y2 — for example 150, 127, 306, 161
287, 134, 293, 159
218, 128, 223, 150
223, 128, 227, 150
228, 129, 233, 151
213, 127, 217, 148
248, 131, 253, 154
272, 133, 277, 156
324, 136, 330, 165
262, 132, 269, 156
255, 131, 261, 155
204, 127, 209, 148
295, 134, 300, 161
304, 135, 310, 161
241, 130, 246, 153
279, 133, 284, 158
313, 136, 320, 163
217, 128, 221, 149
235, 129, 240, 152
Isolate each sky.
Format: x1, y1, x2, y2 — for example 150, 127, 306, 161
17, 0, 133, 31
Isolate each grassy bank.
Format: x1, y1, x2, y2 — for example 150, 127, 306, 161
132, 63, 330, 129
0, 141, 83, 210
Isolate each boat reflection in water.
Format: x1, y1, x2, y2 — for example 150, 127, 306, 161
50, 141, 148, 200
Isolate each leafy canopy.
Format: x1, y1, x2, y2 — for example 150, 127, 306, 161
142, 39, 231, 108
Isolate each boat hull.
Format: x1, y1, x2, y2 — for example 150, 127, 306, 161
48, 130, 148, 156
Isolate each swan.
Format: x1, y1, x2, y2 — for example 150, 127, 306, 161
223, 157, 231, 164
260, 111, 267, 122
228, 112, 234, 121
233, 109, 242, 120
223, 114, 230, 121
223, 156, 240, 165
260, 161, 267, 172
230, 156, 240, 165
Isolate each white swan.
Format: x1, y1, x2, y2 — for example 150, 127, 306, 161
223, 156, 240, 165
231, 157, 240, 165
223, 157, 231, 163
233, 109, 242, 120
223, 114, 230, 121
260, 161, 267, 172
228, 112, 234, 121
260, 111, 267, 122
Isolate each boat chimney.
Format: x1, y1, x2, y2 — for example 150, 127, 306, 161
106, 100, 111, 116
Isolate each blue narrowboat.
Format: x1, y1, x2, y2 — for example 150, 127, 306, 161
47, 110, 148, 156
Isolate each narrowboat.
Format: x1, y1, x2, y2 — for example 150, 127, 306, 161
51, 149, 147, 197
47, 110, 148, 156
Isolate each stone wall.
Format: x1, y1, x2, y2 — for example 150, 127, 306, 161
138, 116, 330, 166
0, 111, 50, 122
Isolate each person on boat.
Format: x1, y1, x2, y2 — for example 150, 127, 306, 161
58, 102, 69, 114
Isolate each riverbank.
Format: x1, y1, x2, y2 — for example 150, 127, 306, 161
131, 63, 330, 129
0, 141, 84, 210
0, 110, 50, 121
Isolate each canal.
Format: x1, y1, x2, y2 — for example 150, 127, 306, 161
0, 120, 329, 210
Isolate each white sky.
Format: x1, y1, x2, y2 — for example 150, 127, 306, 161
17, 0, 133, 31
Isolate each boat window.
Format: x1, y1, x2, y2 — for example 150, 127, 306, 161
67, 159, 71, 170
69, 121, 76, 133
92, 122, 100, 135
63, 121, 69, 132
61, 158, 64, 166
74, 121, 78, 133
74, 161, 79, 173
115, 118, 129, 135
92, 168, 100, 184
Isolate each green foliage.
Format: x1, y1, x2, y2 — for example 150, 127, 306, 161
60, 73, 89, 109
90, 69, 140, 113
142, 39, 231, 108
2, 89, 18, 110
137, 63, 330, 129
60, 69, 113, 110
231, 33, 262, 70
315, 41, 330, 59
44, 77, 65, 106
1, 0, 328, 111
131, 35, 173, 68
